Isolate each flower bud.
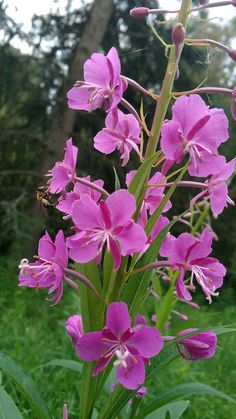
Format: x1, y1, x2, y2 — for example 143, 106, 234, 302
231, 87, 236, 120
199, 0, 209, 5
177, 328, 217, 360
175, 67, 180, 80
63, 404, 68, 419
65, 315, 83, 345
130, 7, 149, 19
232, 0, 236, 7
228, 49, 236, 62
172, 23, 186, 46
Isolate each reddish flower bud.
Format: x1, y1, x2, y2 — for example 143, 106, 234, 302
199, 0, 209, 5
130, 7, 149, 19
177, 329, 217, 360
231, 87, 236, 120
232, 0, 236, 7
228, 49, 236, 62
172, 23, 186, 46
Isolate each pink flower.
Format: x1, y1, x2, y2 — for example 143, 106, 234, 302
76, 302, 163, 389
160, 94, 229, 177
160, 228, 226, 303
65, 315, 84, 346
67, 189, 147, 270
48, 138, 78, 193
177, 328, 217, 360
191, 158, 235, 215
56, 177, 104, 217
67, 48, 127, 112
18, 231, 69, 304
94, 108, 141, 166
126, 170, 171, 225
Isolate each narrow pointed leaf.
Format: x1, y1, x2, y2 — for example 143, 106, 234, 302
113, 166, 121, 190
0, 352, 52, 419
0, 386, 23, 419
144, 400, 190, 419
128, 151, 160, 199
43, 359, 82, 374
137, 382, 235, 418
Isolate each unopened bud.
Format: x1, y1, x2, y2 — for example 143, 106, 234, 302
232, 0, 236, 7
231, 87, 236, 120
199, 0, 209, 5
172, 23, 186, 46
130, 7, 149, 19
175, 67, 180, 80
228, 49, 236, 62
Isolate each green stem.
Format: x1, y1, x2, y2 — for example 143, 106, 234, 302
145, 0, 192, 159
191, 205, 210, 235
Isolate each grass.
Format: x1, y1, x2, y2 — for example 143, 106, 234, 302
0, 258, 235, 418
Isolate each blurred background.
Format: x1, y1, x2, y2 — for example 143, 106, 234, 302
0, 0, 236, 418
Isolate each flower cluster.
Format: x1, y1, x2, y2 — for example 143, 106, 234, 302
18, 9, 235, 399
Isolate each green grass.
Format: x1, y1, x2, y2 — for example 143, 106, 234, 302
0, 259, 235, 418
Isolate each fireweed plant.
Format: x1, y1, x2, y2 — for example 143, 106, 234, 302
18, 1, 236, 418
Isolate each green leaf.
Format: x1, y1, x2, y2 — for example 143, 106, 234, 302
128, 151, 160, 199
144, 400, 190, 419
156, 284, 174, 332
75, 262, 105, 419
0, 386, 23, 419
137, 382, 235, 418
0, 352, 51, 419
121, 217, 179, 318
113, 166, 121, 190
43, 359, 82, 374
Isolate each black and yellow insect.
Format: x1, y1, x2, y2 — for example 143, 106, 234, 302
36, 186, 54, 208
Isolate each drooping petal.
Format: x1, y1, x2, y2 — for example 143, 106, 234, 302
109, 237, 121, 270
49, 165, 71, 193
94, 129, 119, 154
64, 138, 78, 170
55, 230, 68, 267
188, 153, 226, 178
176, 271, 192, 301
67, 86, 100, 111
106, 302, 131, 338
38, 232, 55, 261
127, 326, 163, 358
116, 353, 145, 390
76, 332, 110, 361
160, 120, 182, 160
210, 183, 228, 215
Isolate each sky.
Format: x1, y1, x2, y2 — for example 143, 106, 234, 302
2, 0, 236, 53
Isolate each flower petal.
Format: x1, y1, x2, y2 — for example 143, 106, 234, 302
76, 332, 109, 361
116, 353, 145, 390
127, 326, 163, 358
106, 302, 131, 338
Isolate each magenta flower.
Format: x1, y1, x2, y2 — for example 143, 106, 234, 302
57, 177, 104, 218
18, 231, 69, 304
48, 138, 78, 194
19, 231, 99, 304
65, 315, 84, 346
191, 158, 235, 215
94, 108, 141, 166
177, 328, 217, 360
160, 228, 226, 303
76, 302, 163, 389
160, 94, 229, 177
67, 48, 127, 112
67, 189, 147, 270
